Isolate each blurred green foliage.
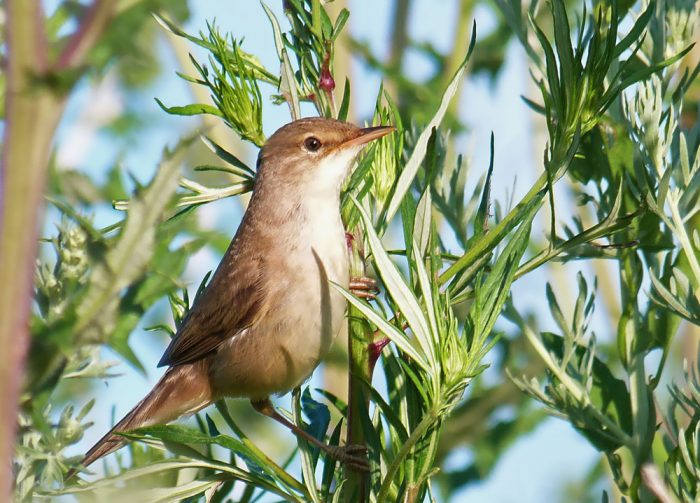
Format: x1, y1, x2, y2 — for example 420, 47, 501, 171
7, 0, 700, 502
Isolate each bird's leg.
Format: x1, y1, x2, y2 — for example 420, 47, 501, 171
349, 276, 379, 300
345, 231, 378, 300
251, 398, 369, 471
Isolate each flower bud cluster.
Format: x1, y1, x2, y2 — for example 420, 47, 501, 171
58, 226, 89, 280
624, 76, 675, 173
35, 224, 90, 319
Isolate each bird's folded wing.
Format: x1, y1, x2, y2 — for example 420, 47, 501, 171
157, 255, 266, 368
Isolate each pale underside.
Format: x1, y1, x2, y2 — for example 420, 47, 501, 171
159, 144, 358, 403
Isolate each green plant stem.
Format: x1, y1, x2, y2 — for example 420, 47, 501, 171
1, 1, 115, 497
376, 407, 438, 502
441, 0, 474, 115
214, 401, 309, 497
1, 2, 61, 497
513, 206, 640, 281
522, 323, 634, 447
628, 352, 648, 497
345, 230, 371, 503
440, 172, 548, 284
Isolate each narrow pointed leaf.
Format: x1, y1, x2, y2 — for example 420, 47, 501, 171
384, 27, 476, 224
334, 285, 429, 372
353, 197, 436, 370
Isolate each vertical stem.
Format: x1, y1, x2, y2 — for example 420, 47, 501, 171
384, 0, 411, 102
322, 0, 352, 400
325, 0, 351, 121
0, 2, 62, 497
440, 0, 474, 114
345, 229, 371, 502
618, 250, 653, 499
1, 1, 114, 496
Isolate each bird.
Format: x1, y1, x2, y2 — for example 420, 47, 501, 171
72, 117, 394, 476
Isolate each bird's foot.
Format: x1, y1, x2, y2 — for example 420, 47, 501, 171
325, 444, 370, 472
350, 276, 379, 300
252, 398, 370, 471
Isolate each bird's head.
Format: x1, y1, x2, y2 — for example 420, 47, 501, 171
256, 117, 394, 195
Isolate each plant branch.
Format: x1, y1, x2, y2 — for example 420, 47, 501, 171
345, 230, 372, 503
1, 0, 118, 497
522, 324, 634, 447
440, 172, 548, 284
0, 1, 62, 498
376, 408, 438, 502
55, 0, 116, 70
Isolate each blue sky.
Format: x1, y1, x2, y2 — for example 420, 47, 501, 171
53, 1, 607, 500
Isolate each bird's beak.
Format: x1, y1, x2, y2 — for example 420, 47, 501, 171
342, 125, 395, 149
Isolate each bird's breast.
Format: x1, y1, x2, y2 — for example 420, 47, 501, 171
290, 197, 349, 342
209, 198, 349, 398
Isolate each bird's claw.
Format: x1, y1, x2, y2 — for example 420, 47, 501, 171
327, 444, 370, 472
350, 277, 379, 300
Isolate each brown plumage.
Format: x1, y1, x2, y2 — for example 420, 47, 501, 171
78, 360, 212, 469
72, 118, 393, 476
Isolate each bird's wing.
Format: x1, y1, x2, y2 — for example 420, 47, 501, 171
157, 253, 267, 368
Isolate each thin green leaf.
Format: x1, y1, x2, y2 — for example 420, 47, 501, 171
384, 27, 476, 224
338, 77, 351, 121
474, 133, 495, 239
353, 197, 436, 371
154, 98, 223, 118
201, 136, 255, 176
334, 285, 429, 372
413, 189, 432, 259
412, 240, 438, 348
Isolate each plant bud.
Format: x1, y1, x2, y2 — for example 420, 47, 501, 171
319, 54, 335, 93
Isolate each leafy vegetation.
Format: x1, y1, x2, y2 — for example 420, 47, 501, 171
4, 0, 700, 501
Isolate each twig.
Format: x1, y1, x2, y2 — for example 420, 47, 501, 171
55, 0, 116, 70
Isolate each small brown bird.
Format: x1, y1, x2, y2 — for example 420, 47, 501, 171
74, 117, 393, 475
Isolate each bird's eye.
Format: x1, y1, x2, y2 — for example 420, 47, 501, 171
304, 136, 322, 152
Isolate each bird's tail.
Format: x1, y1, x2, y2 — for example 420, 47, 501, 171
71, 360, 212, 477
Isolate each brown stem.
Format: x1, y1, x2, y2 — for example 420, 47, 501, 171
55, 0, 116, 70
1, 2, 60, 498
0, 0, 115, 497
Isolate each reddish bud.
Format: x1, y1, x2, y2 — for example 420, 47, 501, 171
319, 53, 335, 93
345, 232, 354, 249
369, 337, 390, 371
319, 71, 335, 92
